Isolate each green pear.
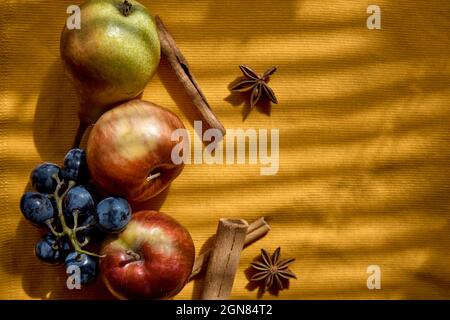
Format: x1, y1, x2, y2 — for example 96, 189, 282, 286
60, 0, 160, 147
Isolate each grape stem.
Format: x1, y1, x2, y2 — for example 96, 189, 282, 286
73, 210, 79, 229
45, 219, 64, 238
80, 237, 90, 247
75, 222, 96, 232
52, 175, 104, 258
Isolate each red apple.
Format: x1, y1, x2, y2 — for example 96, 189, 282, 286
100, 210, 195, 300
86, 99, 185, 203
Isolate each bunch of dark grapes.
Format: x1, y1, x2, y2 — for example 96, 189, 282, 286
20, 149, 132, 286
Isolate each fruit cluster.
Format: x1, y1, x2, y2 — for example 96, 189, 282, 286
19, 0, 195, 299
20, 149, 132, 285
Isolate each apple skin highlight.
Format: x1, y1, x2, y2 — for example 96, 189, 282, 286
100, 211, 195, 300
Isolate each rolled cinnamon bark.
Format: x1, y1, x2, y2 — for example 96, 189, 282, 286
156, 16, 226, 136
189, 217, 270, 280
200, 218, 248, 300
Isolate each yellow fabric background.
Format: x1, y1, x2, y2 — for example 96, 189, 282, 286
1, 0, 450, 299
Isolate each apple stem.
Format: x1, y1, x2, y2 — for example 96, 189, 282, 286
146, 172, 161, 182
126, 250, 141, 261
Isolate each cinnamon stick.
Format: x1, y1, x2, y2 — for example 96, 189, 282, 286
189, 217, 270, 280
201, 218, 248, 300
155, 16, 226, 136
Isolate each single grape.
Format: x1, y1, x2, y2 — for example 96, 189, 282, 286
63, 185, 94, 224
35, 234, 71, 264
65, 252, 98, 285
77, 215, 104, 243
61, 149, 89, 184
20, 192, 54, 226
31, 163, 61, 193
96, 197, 132, 233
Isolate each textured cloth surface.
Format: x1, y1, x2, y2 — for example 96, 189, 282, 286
1, 0, 450, 299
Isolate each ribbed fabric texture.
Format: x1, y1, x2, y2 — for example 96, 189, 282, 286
1, 0, 449, 299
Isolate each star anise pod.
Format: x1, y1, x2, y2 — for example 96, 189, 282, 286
250, 247, 296, 290
231, 65, 278, 108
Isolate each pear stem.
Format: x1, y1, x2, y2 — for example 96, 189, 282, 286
73, 121, 89, 148
119, 0, 133, 16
